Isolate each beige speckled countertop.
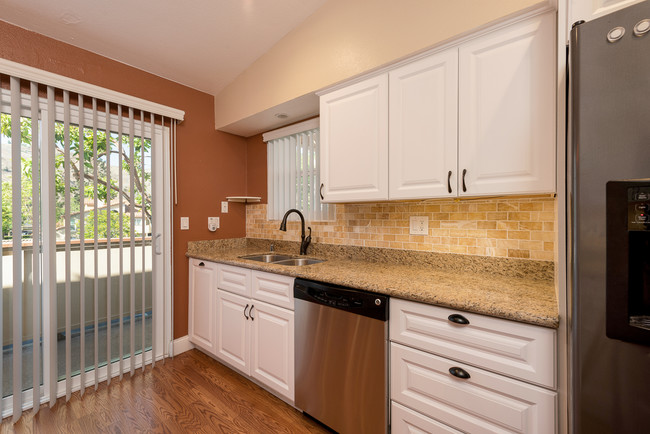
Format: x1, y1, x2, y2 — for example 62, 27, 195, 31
186, 238, 559, 328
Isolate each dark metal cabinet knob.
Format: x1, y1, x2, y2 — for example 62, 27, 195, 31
449, 366, 471, 379
198, 262, 205, 267
448, 313, 470, 325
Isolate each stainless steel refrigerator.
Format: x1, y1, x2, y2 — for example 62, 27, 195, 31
569, 1, 650, 432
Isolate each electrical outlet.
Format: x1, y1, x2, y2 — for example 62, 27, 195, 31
180, 217, 189, 230
221, 201, 228, 213
409, 216, 428, 235
208, 217, 220, 231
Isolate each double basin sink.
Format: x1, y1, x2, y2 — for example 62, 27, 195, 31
239, 253, 325, 266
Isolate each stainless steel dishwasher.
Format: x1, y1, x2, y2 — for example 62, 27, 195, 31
294, 278, 388, 434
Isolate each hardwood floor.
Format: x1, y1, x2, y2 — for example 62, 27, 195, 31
0, 350, 331, 433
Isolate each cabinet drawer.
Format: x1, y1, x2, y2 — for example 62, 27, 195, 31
391, 401, 461, 434
390, 298, 556, 388
217, 264, 251, 296
251, 270, 295, 310
391, 343, 556, 434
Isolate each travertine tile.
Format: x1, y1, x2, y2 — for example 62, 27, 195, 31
245, 195, 556, 261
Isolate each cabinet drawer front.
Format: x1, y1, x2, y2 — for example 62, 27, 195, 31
391, 343, 556, 434
391, 401, 462, 434
217, 264, 251, 296
390, 299, 556, 388
251, 271, 295, 310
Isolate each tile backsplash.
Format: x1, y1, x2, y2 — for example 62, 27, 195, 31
246, 195, 556, 261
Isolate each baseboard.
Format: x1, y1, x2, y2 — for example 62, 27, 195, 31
172, 335, 194, 356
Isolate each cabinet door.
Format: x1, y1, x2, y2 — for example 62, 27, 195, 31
216, 290, 250, 375
250, 300, 295, 402
320, 74, 389, 202
389, 50, 458, 199
458, 12, 556, 196
188, 259, 217, 355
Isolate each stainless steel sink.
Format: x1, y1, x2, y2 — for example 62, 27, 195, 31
239, 254, 295, 263
238, 254, 325, 266
272, 258, 325, 266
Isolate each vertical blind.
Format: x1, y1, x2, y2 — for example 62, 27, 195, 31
0, 61, 181, 421
264, 119, 334, 221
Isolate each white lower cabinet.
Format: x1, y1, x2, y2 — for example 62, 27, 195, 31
390, 299, 557, 434
250, 300, 295, 400
216, 290, 250, 372
188, 259, 218, 355
214, 265, 296, 402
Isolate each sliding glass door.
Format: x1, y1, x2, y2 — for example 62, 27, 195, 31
0, 82, 170, 419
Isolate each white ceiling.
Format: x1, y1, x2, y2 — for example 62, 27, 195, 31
0, 0, 327, 96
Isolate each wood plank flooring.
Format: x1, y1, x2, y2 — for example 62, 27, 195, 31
0, 349, 331, 433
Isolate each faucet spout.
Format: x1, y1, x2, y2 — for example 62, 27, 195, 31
279, 209, 311, 255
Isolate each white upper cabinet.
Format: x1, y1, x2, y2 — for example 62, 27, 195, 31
319, 12, 556, 202
320, 74, 389, 202
458, 12, 556, 196
389, 50, 459, 199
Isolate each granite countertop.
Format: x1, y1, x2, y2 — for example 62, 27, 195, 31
186, 238, 559, 328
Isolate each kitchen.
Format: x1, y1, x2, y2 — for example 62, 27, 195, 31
0, 0, 648, 432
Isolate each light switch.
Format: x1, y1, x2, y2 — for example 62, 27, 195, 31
180, 217, 189, 230
221, 201, 229, 213
409, 216, 428, 235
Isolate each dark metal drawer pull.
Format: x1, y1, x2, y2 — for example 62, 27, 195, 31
320, 183, 324, 200
250, 305, 255, 321
448, 314, 470, 325
449, 367, 471, 379
198, 262, 205, 267
462, 169, 467, 192
447, 170, 452, 193
244, 304, 250, 320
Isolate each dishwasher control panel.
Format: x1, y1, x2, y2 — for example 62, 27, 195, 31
294, 278, 388, 321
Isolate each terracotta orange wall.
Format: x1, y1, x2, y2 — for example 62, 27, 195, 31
0, 20, 248, 339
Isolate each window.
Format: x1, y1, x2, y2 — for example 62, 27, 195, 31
265, 119, 334, 221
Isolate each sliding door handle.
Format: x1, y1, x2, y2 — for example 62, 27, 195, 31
154, 233, 162, 255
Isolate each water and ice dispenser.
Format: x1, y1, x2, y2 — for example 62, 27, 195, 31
607, 180, 650, 346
